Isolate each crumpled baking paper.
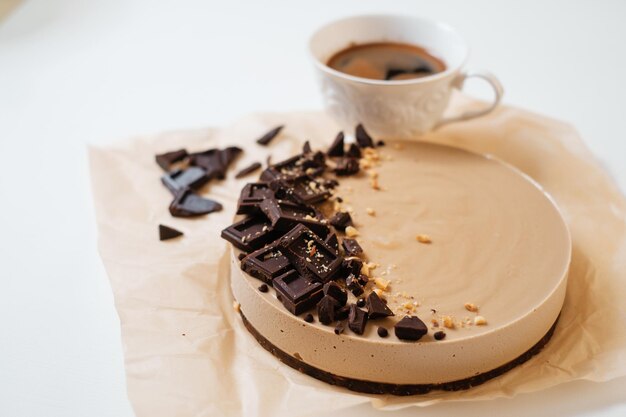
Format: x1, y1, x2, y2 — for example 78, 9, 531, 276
89, 96, 626, 416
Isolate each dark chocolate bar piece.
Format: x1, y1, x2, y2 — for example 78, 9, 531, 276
241, 244, 292, 284
342, 258, 363, 277
348, 304, 368, 335
323, 281, 347, 306
355, 124, 375, 148
220, 215, 279, 252
155, 149, 187, 171
161, 167, 209, 195
327, 132, 345, 157
169, 189, 222, 217
273, 270, 323, 315
236, 183, 274, 215
394, 316, 428, 341
366, 292, 394, 319
235, 162, 262, 179
329, 211, 352, 231
260, 199, 329, 237
260, 154, 308, 182
159, 224, 183, 241
346, 143, 362, 158
317, 295, 338, 324
277, 224, 343, 283
256, 125, 284, 146
342, 238, 363, 256
334, 158, 359, 176
346, 274, 364, 296
271, 176, 332, 206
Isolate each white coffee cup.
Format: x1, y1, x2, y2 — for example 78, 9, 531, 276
309, 15, 503, 139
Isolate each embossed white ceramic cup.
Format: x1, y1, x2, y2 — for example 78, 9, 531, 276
309, 15, 504, 139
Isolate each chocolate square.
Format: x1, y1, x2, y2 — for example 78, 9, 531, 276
236, 183, 274, 215
220, 216, 279, 252
273, 270, 323, 315
241, 244, 292, 284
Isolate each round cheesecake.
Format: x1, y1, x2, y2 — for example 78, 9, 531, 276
229, 140, 571, 394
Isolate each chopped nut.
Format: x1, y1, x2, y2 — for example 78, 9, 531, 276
368, 170, 379, 179
374, 277, 390, 291
366, 207, 376, 216
402, 302, 415, 311
474, 316, 487, 325
360, 263, 370, 277
416, 234, 432, 244
345, 225, 359, 237
366, 262, 379, 271
442, 315, 455, 329
233, 301, 241, 313
370, 177, 380, 190
464, 303, 479, 312
431, 319, 439, 327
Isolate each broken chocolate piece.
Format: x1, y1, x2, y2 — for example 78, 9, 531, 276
334, 305, 350, 321
325, 233, 339, 254
346, 274, 364, 296
334, 158, 359, 176
260, 198, 329, 237
366, 292, 394, 319
302, 141, 312, 154
434, 331, 446, 341
334, 322, 346, 335
271, 176, 332, 206
348, 304, 368, 335
169, 189, 222, 217
342, 238, 363, 256
190, 147, 242, 179
260, 154, 308, 182
323, 281, 347, 306
357, 274, 369, 286
317, 295, 338, 324
155, 149, 187, 171
277, 224, 343, 283
377, 327, 389, 338
159, 224, 183, 241
235, 162, 262, 179
346, 143, 362, 158
304, 313, 314, 323
327, 132, 345, 157
329, 211, 352, 231
236, 182, 274, 215
256, 125, 284, 146
342, 258, 363, 277
394, 316, 428, 341
356, 298, 365, 308
273, 270, 323, 315
258, 284, 269, 293
355, 124, 375, 148
240, 244, 292, 284
161, 167, 209, 195
220, 215, 279, 252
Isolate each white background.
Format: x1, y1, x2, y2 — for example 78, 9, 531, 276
1, 0, 625, 416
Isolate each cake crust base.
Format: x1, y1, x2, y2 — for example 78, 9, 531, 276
239, 311, 560, 396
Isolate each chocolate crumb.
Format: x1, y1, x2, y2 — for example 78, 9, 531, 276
258, 284, 269, 293
356, 298, 366, 308
256, 125, 284, 146
235, 162, 262, 179
304, 313, 314, 323
334, 322, 346, 335
376, 140, 385, 147
377, 327, 389, 338
434, 331, 446, 340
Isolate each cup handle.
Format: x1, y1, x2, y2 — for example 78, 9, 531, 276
434, 70, 504, 129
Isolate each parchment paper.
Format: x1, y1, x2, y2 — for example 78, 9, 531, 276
89, 96, 626, 416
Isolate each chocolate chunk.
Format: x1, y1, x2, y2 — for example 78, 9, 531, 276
356, 298, 365, 308
271, 176, 332, 206
327, 132, 345, 157
258, 284, 269, 293
159, 224, 183, 241
273, 270, 323, 315
190, 147, 242, 179
376, 140, 385, 147
323, 281, 347, 306
277, 224, 343, 283
348, 304, 368, 335
334, 158, 360, 176
161, 167, 209, 195
240, 244, 292, 284
304, 313, 314, 323
302, 141, 312, 154
394, 316, 428, 341
334, 305, 350, 321
334, 322, 346, 335
236, 182, 274, 215
325, 233, 339, 254
357, 274, 369, 286
221, 215, 279, 252
260, 154, 308, 182
342, 258, 363, 276
237, 252, 247, 261
235, 162, 262, 179
355, 124, 375, 148
434, 331, 446, 341
346, 143, 362, 158
260, 199, 329, 237
377, 327, 389, 338
317, 295, 338, 324
342, 238, 363, 256
346, 274, 364, 296
169, 189, 222, 217
366, 292, 394, 319
256, 125, 284, 146
155, 149, 187, 171
329, 211, 352, 231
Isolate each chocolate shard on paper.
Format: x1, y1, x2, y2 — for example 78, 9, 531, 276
317, 295, 338, 324
325, 233, 339, 254
277, 224, 343, 283
241, 244, 292, 284
235, 162, 262, 179
329, 211, 352, 231
323, 281, 347, 306
155, 149, 188, 171
236, 182, 274, 215
260, 198, 329, 237
394, 316, 428, 341
348, 304, 368, 335
256, 125, 284, 146
346, 273, 364, 296
159, 224, 183, 241
327, 132, 345, 157
334, 157, 359, 176
220, 215, 279, 252
161, 166, 209, 195
366, 291, 394, 319
355, 123, 375, 148
273, 270, 323, 315
190, 147, 242, 179
342, 238, 363, 256
346, 143, 362, 159
169, 189, 222, 217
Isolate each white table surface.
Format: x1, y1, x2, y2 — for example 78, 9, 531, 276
1, 1, 625, 416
